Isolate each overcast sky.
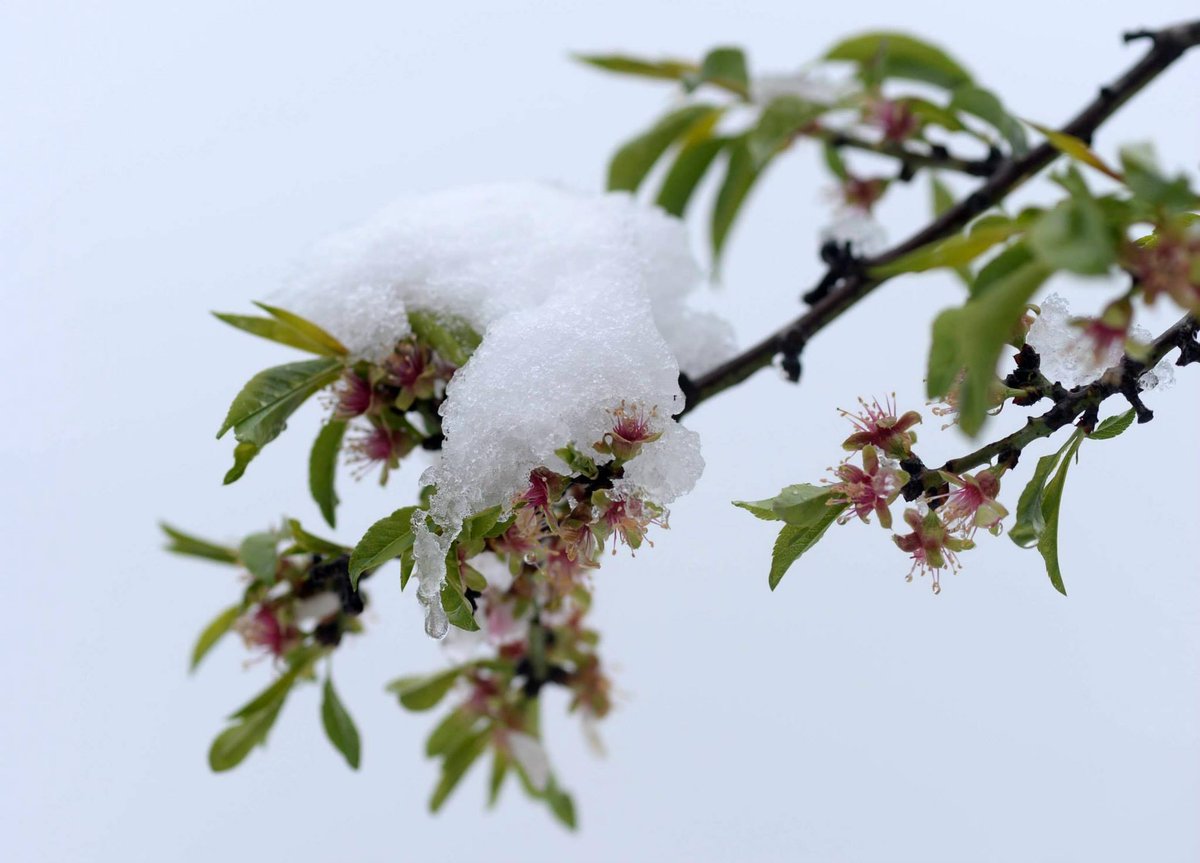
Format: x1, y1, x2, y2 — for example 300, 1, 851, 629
3, 1, 1198, 861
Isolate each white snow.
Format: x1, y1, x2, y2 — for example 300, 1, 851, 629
1027, 293, 1174, 390
820, 207, 886, 256
279, 183, 724, 637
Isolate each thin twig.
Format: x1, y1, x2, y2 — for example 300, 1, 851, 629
679, 19, 1200, 417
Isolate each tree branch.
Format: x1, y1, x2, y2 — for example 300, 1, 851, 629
940, 314, 1199, 476
679, 19, 1200, 417
816, 129, 1001, 178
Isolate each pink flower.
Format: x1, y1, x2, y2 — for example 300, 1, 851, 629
892, 508, 975, 594
1075, 297, 1132, 362
347, 426, 413, 480
384, 341, 437, 408
938, 470, 1008, 536
594, 491, 666, 553
595, 402, 663, 461
840, 394, 922, 457
332, 372, 374, 419
841, 176, 887, 212
1123, 225, 1200, 313
827, 446, 907, 529
867, 98, 919, 143
235, 604, 296, 658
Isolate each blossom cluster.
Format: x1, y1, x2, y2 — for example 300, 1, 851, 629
826, 395, 1008, 594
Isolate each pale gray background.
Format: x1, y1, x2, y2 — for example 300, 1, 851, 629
2, 1, 1197, 861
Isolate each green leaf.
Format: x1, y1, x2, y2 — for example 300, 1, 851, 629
309, 420, 346, 529
160, 523, 239, 564
223, 442, 259, 485
748, 96, 823, 167
1009, 438, 1074, 549
768, 500, 848, 589
697, 46, 749, 96
950, 85, 1027, 154
190, 604, 243, 672
388, 667, 463, 712
348, 506, 419, 588
1088, 409, 1136, 441
1119, 144, 1198, 212
442, 577, 481, 632
734, 483, 835, 524
826, 31, 972, 89
285, 519, 348, 556
487, 749, 509, 807
656, 135, 727, 217
871, 217, 1021, 277
462, 505, 509, 541
429, 729, 491, 812
321, 677, 361, 769
927, 259, 1051, 435
208, 701, 284, 772
213, 306, 347, 357
573, 53, 697, 82
607, 104, 719, 193
426, 709, 480, 758
1027, 122, 1122, 180
711, 138, 761, 266
217, 358, 343, 483
239, 532, 279, 584
407, 309, 481, 367
252, 302, 347, 356
230, 661, 306, 720
1037, 434, 1084, 595
970, 239, 1034, 299
1027, 167, 1115, 275
544, 779, 578, 830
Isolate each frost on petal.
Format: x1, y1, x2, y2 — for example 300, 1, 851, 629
506, 732, 551, 792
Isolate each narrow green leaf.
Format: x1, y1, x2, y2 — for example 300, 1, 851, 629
407, 309, 481, 367
711, 138, 761, 266
734, 483, 835, 524
208, 701, 284, 772
230, 663, 305, 720
387, 667, 463, 712
1088, 409, 1136, 441
487, 749, 509, 808
871, 218, 1021, 277
656, 135, 727, 216
190, 604, 243, 672
217, 358, 342, 441
213, 313, 335, 356
544, 779, 578, 830
309, 420, 346, 529
826, 31, 972, 89
1037, 434, 1084, 595
950, 84, 1028, 154
239, 532, 279, 584
252, 302, 347, 356
607, 104, 718, 192
698, 46, 749, 96
161, 523, 239, 564
748, 96, 823, 167
426, 709, 480, 758
223, 442, 259, 485
927, 260, 1052, 434
348, 506, 419, 588
1119, 144, 1198, 212
442, 578, 481, 633
1027, 122, 1123, 180
429, 729, 491, 812
769, 501, 848, 589
573, 54, 697, 82
1009, 446, 1068, 549
285, 519, 348, 556
1027, 167, 1115, 275
321, 677, 361, 769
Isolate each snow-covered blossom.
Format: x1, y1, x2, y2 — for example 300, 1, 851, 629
820, 206, 887, 256
293, 591, 341, 623
826, 445, 907, 529
235, 604, 296, 659
839, 395, 922, 457
892, 508, 974, 594
1027, 293, 1174, 390
595, 402, 663, 462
